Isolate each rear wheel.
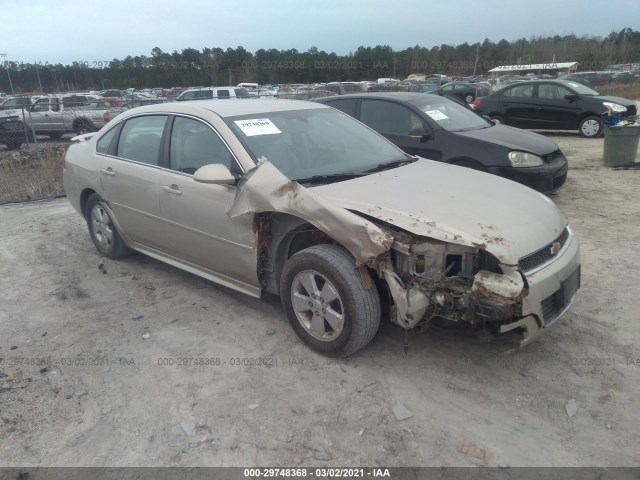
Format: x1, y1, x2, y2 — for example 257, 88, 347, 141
280, 244, 380, 357
74, 122, 95, 135
464, 93, 475, 103
85, 193, 131, 259
490, 115, 505, 125
579, 116, 603, 138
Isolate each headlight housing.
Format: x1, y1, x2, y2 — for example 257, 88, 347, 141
603, 102, 627, 113
508, 151, 543, 168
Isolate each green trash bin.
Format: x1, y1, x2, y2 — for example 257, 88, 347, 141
603, 124, 640, 166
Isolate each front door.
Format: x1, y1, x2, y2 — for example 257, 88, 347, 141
156, 115, 259, 293
358, 99, 441, 160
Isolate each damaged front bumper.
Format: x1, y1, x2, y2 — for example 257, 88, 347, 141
379, 230, 581, 347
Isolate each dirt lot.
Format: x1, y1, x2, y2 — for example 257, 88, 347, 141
0, 134, 639, 467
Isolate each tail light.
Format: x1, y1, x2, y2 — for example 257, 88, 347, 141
103, 112, 110, 122
472, 99, 481, 109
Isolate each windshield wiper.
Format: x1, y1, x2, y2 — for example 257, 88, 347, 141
361, 158, 417, 174
293, 172, 365, 184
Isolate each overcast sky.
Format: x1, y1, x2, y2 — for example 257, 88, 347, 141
2, 0, 638, 64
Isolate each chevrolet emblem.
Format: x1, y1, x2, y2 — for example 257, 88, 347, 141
550, 242, 561, 256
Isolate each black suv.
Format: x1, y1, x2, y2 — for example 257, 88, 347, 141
0, 111, 28, 149
473, 79, 637, 137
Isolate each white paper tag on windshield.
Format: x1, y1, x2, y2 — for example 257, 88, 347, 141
234, 118, 281, 136
425, 110, 448, 121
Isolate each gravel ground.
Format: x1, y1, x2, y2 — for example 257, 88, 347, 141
0, 133, 639, 467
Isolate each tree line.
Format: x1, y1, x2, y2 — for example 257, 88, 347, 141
2, 28, 639, 93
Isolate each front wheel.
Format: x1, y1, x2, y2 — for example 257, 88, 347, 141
4, 140, 22, 150
280, 244, 381, 357
490, 115, 505, 125
85, 193, 131, 259
464, 93, 475, 103
579, 116, 603, 138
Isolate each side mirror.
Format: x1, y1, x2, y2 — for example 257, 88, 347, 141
408, 126, 432, 143
193, 164, 237, 185
564, 94, 577, 102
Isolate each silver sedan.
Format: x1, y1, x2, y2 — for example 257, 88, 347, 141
63, 99, 581, 356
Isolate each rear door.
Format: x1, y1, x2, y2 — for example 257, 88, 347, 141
99, 114, 168, 250
498, 83, 538, 127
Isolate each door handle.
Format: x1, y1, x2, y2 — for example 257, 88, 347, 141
162, 184, 182, 195
100, 167, 116, 176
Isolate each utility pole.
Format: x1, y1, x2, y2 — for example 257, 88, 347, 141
0, 53, 15, 94
35, 64, 43, 92
472, 44, 480, 76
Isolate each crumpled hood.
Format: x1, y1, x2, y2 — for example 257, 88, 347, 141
455, 124, 560, 154
313, 159, 567, 264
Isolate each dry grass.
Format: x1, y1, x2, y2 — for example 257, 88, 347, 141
0, 143, 65, 203
598, 82, 640, 101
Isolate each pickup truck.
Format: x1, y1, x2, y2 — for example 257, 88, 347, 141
26, 95, 119, 139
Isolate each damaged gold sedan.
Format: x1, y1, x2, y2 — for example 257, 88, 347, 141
63, 100, 581, 356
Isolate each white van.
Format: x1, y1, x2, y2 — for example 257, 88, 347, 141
176, 86, 250, 101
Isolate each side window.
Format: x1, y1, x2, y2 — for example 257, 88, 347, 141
503, 84, 534, 98
360, 100, 423, 135
538, 85, 571, 100
51, 98, 60, 112
216, 90, 231, 99
116, 115, 167, 166
32, 99, 50, 112
324, 99, 357, 117
169, 116, 235, 174
96, 126, 119, 154
441, 84, 453, 92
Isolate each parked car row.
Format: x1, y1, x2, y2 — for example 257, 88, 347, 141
472, 79, 638, 138
63, 98, 582, 356
314, 92, 568, 193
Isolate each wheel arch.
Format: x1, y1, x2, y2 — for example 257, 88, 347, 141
260, 212, 386, 302
79, 187, 98, 217
448, 157, 488, 171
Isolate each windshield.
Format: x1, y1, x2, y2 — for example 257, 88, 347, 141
225, 108, 408, 181
412, 97, 491, 132
564, 81, 600, 96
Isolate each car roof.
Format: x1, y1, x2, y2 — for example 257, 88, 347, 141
316, 91, 443, 102
121, 99, 328, 118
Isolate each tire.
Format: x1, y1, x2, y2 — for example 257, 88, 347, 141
4, 140, 22, 150
490, 115, 505, 125
74, 122, 95, 135
85, 193, 131, 259
579, 115, 603, 138
464, 93, 475, 103
48, 132, 63, 140
280, 244, 381, 357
